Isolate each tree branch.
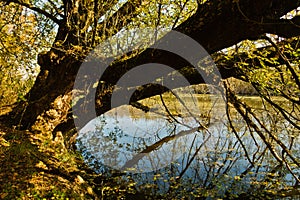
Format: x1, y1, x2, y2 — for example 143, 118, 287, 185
97, 0, 142, 37
46, 0, 64, 19
262, 16, 300, 38
5, 0, 61, 25
174, 0, 300, 53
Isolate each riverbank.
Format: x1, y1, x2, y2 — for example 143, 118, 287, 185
0, 122, 97, 199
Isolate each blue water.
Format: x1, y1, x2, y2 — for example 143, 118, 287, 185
76, 104, 300, 198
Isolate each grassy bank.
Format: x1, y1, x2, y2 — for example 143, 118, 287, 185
0, 122, 97, 199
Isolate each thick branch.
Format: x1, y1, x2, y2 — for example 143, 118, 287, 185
236, 0, 300, 21
262, 16, 300, 38
175, 0, 300, 53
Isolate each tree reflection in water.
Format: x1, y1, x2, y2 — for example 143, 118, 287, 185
76, 93, 300, 199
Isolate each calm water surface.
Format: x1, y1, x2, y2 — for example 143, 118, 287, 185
76, 95, 300, 197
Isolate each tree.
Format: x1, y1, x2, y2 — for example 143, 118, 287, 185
0, 0, 298, 131
0, 0, 299, 198
0, 3, 45, 107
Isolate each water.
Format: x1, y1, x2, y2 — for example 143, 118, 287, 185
76, 95, 300, 198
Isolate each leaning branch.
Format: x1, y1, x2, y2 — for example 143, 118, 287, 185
4, 0, 61, 25
262, 16, 300, 38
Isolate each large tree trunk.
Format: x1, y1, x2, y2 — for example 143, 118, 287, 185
1, 23, 83, 130
6, 51, 80, 130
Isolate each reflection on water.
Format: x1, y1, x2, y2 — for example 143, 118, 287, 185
77, 104, 214, 173
76, 95, 300, 198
